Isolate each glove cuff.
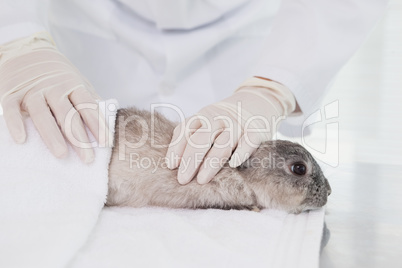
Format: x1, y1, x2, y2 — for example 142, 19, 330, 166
235, 77, 298, 116
0, 31, 56, 65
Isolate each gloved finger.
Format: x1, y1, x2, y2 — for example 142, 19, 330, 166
228, 131, 262, 168
1, 96, 26, 143
47, 95, 94, 163
165, 116, 202, 169
196, 130, 236, 184
24, 94, 68, 158
69, 87, 109, 147
81, 78, 101, 100
177, 121, 224, 185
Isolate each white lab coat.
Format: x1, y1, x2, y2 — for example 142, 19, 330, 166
0, 0, 388, 135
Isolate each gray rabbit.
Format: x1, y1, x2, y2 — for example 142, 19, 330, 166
107, 107, 331, 214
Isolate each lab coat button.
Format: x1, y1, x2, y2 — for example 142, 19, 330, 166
158, 81, 175, 96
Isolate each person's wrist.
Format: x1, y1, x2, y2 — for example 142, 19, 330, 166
0, 31, 56, 64
235, 77, 297, 116
235, 76, 285, 92
253, 76, 283, 85
252, 76, 302, 115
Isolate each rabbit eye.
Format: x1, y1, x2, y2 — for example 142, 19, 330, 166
291, 163, 306, 176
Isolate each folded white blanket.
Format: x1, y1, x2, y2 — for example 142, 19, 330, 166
69, 207, 325, 268
0, 100, 116, 268
0, 101, 325, 268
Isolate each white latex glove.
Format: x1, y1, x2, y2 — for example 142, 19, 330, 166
0, 32, 107, 163
165, 77, 297, 184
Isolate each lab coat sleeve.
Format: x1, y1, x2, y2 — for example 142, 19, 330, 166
249, 0, 389, 122
0, 0, 47, 45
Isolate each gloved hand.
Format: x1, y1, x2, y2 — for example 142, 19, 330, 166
0, 32, 107, 163
165, 77, 297, 184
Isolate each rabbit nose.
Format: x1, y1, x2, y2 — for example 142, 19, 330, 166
324, 179, 331, 196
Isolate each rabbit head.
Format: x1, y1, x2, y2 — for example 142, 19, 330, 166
236, 140, 331, 214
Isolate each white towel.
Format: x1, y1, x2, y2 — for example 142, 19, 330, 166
69, 207, 325, 268
0, 100, 117, 268
0, 100, 326, 268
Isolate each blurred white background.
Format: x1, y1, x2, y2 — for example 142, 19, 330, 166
289, 0, 402, 267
